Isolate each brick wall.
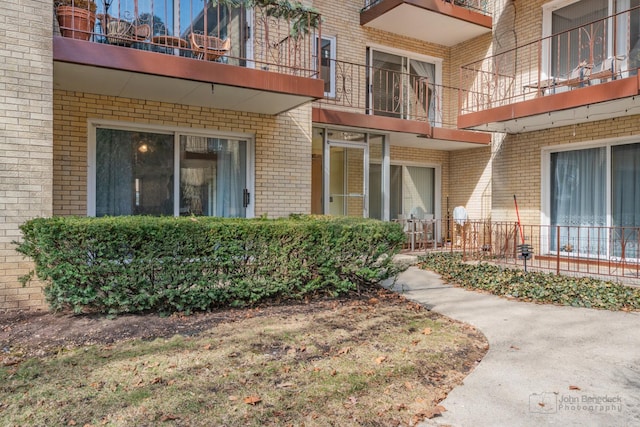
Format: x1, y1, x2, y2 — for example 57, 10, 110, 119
492, 116, 640, 224
53, 91, 312, 218
0, 0, 53, 310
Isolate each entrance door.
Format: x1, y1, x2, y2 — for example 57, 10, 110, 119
328, 141, 368, 217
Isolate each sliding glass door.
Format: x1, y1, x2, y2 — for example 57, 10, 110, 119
92, 126, 252, 218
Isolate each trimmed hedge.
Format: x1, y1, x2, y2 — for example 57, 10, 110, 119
420, 252, 640, 311
16, 215, 406, 314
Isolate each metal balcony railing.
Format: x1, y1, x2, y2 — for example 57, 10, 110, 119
362, 0, 491, 16
314, 59, 460, 128
459, 5, 640, 115
402, 219, 640, 284
54, 0, 322, 78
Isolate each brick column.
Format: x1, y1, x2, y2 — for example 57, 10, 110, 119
0, 0, 54, 309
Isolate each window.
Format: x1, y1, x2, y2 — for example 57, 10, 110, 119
369, 48, 440, 125
546, 141, 640, 258
542, 0, 640, 78
317, 36, 336, 97
90, 123, 254, 218
370, 164, 436, 221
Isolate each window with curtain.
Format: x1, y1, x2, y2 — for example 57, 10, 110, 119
549, 142, 640, 258
550, 147, 606, 255
612, 143, 640, 257
370, 50, 436, 122
549, 0, 608, 77
94, 127, 249, 218
96, 129, 175, 216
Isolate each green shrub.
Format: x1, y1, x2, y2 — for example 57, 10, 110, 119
419, 252, 640, 311
16, 215, 406, 314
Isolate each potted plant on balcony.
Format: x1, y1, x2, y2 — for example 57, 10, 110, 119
55, 0, 97, 41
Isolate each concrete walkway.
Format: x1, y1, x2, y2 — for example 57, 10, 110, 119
386, 264, 640, 427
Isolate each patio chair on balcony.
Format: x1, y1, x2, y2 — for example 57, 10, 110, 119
189, 33, 231, 61
98, 15, 151, 47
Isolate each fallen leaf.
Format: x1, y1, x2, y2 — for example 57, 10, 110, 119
203, 343, 212, 350
411, 339, 421, 346
337, 347, 351, 355
276, 382, 295, 388
68, 421, 77, 426
375, 356, 387, 364
368, 297, 379, 305
404, 381, 414, 390
330, 369, 337, 376
244, 395, 262, 405
569, 385, 581, 390
160, 414, 180, 421
228, 395, 238, 401
422, 328, 432, 335
510, 345, 520, 350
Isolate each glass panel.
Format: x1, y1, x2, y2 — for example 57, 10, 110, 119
612, 142, 640, 258
96, 129, 174, 216
551, 0, 608, 76
371, 50, 403, 118
311, 128, 324, 214
368, 134, 384, 220
550, 147, 606, 255
320, 37, 335, 96
390, 165, 403, 220
403, 166, 435, 219
179, 136, 246, 217
408, 59, 435, 123
329, 145, 364, 217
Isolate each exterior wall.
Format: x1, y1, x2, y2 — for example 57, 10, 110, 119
389, 147, 450, 221
0, 0, 54, 310
448, 146, 492, 220
53, 90, 312, 218
492, 115, 640, 225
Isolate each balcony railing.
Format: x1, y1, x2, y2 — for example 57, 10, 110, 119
315, 59, 460, 128
362, 0, 491, 16
402, 219, 640, 284
459, 6, 640, 115
54, 0, 321, 78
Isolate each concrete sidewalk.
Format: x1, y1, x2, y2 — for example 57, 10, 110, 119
386, 265, 640, 427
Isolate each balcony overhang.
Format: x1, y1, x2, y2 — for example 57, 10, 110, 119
313, 107, 490, 150
360, 0, 491, 46
458, 76, 640, 133
53, 37, 324, 115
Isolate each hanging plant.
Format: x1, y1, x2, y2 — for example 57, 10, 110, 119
210, 0, 321, 38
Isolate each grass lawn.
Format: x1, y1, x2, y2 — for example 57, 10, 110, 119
0, 289, 487, 426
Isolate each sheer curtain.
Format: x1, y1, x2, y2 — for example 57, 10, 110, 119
612, 143, 640, 257
550, 147, 606, 254
409, 59, 437, 125
403, 166, 435, 219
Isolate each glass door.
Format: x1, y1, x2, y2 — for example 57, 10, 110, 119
328, 140, 368, 217
179, 135, 248, 217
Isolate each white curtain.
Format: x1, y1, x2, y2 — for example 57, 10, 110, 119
550, 147, 606, 254
409, 59, 436, 125
403, 166, 435, 219
612, 143, 640, 258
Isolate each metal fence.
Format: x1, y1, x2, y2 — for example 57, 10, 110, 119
403, 219, 640, 284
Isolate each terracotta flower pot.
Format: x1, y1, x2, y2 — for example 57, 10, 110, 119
56, 5, 96, 41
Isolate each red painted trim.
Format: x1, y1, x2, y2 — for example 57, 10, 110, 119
313, 107, 490, 145
53, 36, 325, 99
458, 77, 640, 129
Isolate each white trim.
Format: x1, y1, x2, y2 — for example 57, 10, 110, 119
87, 119, 255, 218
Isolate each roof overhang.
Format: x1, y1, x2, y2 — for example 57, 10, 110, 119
53, 36, 324, 115
313, 107, 491, 150
458, 76, 640, 133
360, 0, 492, 46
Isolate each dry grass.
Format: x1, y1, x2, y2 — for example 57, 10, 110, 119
0, 291, 487, 426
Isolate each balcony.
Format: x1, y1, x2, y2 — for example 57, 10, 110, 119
313, 59, 490, 150
360, 0, 492, 46
458, 6, 640, 133
53, 0, 324, 115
